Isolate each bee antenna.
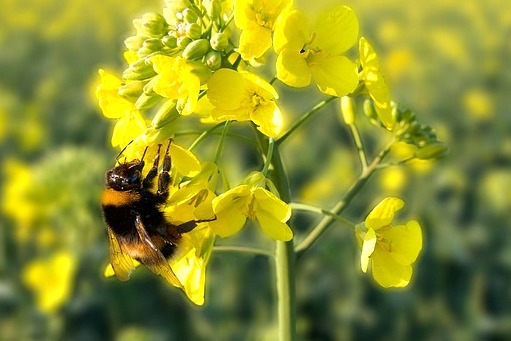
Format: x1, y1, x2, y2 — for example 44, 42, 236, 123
116, 140, 134, 163
165, 138, 173, 155
140, 146, 149, 161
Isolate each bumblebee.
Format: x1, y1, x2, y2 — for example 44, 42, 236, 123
101, 140, 198, 287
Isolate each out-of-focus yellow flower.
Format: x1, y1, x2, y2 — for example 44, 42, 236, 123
355, 197, 422, 288
151, 55, 201, 116
1, 160, 36, 243
234, 0, 293, 60
209, 183, 293, 241
207, 68, 283, 137
463, 88, 494, 120
273, 5, 359, 97
22, 250, 77, 314
379, 167, 407, 193
96, 69, 147, 148
359, 37, 394, 129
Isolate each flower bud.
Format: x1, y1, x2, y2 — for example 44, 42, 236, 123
123, 58, 156, 80
210, 32, 229, 51
204, 0, 220, 19
177, 36, 192, 49
136, 93, 161, 110
118, 80, 147, 98
186, 23, 202, 39
363, 99, 380, 126
340, 96, 356, 125
124, 35, 146, 51
162, 35, 177, 48
141, 13, 167, 37
205, 51, 222, 70
182, 39, 210, 60
414, 142, 449, 160
183, 8, 199, 23
152, 99, 179, 129
243, 171, 265, 187
143, 38, 164, 52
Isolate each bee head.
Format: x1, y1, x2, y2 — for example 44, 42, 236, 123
106, 159, 145, 191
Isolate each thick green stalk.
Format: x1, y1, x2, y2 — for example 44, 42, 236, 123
256, 131, 296, 341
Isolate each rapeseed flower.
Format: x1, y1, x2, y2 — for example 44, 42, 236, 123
209, 182, 293, 241
235, 0, 293, 60
273, 5, 359, 97
356, 197, 422, 288
96, 70, 147, 148
207, 68, 283, 137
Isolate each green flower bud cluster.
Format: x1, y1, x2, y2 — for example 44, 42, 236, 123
393, 108, 448, 160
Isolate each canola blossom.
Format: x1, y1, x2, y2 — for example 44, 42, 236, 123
209, 184, 293, 241
273, 5, 359, 97
207, 68, 284, 137
356, 197, 422, 288
235, 0, 293, 60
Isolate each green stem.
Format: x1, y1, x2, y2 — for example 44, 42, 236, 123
295, 140, 394, 258
214, 121, 231, 163
277, 96, 336, 145
290, 203, 356, 228
349, 124, 368, 171
255, 130, 296, 340
261, 137, 275, 177
213, 246, 274, 258
188, 122, 225, 151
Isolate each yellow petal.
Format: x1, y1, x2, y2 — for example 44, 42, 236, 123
277, 49, 311, 87
111, 111, 147, 148
256, 212, 293, 241
371, 245, 412, 288
213, 185, 251, 213
312, 5, 359, 55
207, 69, 248, 111
250, 101, 283, 138
309, 53, 358, 97
170, 246, 207, 305
360, 228, 376, 273
365, 197, 404, 230
239, 26, 272, 60
252, 187, 291, 222
273, 9, 309, 53
381, 220, 422, 265
243, 71, 279, 100
96, 69, 134, 119
208, 207, 247, 237
169, 143, 201, 177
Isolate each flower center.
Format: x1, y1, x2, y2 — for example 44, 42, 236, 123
244, 194, 257, 219
376, 233, 393, 252
255, 12, 272, 29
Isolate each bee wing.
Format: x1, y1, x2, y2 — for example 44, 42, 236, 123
107, 226, 135, 281
134, 214, 184, 289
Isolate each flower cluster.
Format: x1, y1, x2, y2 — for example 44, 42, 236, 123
95, 0, 445, 306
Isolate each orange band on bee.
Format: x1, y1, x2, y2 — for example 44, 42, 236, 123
101, 188, 141, 207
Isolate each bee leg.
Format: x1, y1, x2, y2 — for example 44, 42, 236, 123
156, 140, 172, 202
143, 144, 162, 189
175, 217, 216, 234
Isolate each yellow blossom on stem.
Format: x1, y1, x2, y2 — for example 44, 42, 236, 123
235, 0, 293, 60
355, 197, 422, 288
209, 183, 293, 241
207, 68, 283, 137
151, 55, 201, 116
273, 5, 359, 97
359, 37, 394, 129
22, 250, 77, 314
96, 69, 147, 148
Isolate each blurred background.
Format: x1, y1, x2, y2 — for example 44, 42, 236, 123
1, 0, 511, 340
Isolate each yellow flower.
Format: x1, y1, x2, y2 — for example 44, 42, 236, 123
22, 250, 77, 314
359, 37, 394, 129
209, 183, 293, 241
273, 5, 359, 97
96, 69, 147, 148
207, 68, 283, 137
356, 197, 422, 288
151, 55, 201, 116
234, 0, 293, 60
